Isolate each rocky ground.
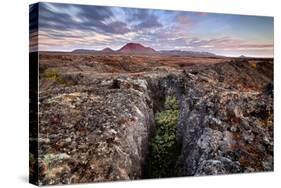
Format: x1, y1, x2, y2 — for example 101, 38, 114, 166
30, 53, 273, 185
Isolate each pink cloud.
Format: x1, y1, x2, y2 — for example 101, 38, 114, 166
176, 15, 191, 25
197, 12, 208, 16
188, 37, 273, 50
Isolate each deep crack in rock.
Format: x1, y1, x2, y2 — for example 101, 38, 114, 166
34, 55, 273, 185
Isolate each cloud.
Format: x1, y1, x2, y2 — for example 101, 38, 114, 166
29, 4, 39, 34
29, 4, 39, 52
35, 3, 165, 51
197, 12, 208, 16
176, 15, 190, 25
31, 2, 273, 57
38, 3, 131, 35
187, 37, 273, 50
135, 16, 162, 29
37, 27, 141, 51
103, 21, 130, 34
125, 9, 163, 30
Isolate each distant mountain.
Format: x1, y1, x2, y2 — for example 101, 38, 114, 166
117, 43, 157, 54
101, 47, 114, 53
72, 49, 98, 53
160, 50, 218, 57
239, 55, 247, 58
72, 43, 219, 57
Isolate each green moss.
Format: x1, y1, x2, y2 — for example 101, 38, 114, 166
146, 96, 181, 178
42, 69, 68, 85
42, 69, 59, 80
250, 63, 257, 69
43, 153, 70, 168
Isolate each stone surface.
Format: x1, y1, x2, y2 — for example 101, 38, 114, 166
33, 53, 273, 185
175, 61, 273, 176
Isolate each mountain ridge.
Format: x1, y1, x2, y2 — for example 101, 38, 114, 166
117, 43, 157, 54
101, 47, 114, 53
72, 42, 219, 57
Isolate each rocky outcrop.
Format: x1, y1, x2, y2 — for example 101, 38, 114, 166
35, 57, 273, 185
175, 61, 273, 175
38, 77, 155, 185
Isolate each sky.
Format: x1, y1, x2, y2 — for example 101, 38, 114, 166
30, 2, 274, 57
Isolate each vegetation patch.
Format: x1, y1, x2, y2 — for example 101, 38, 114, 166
145, 96, 182, 178
250, 63, 257, 69
42, 69, 69, 85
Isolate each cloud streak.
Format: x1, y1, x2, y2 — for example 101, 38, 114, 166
30, 2, 274, 57
187, 37, 273, 50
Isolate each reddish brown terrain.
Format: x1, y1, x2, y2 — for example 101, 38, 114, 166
32, 44, 273, 185
117, 43, 157, 53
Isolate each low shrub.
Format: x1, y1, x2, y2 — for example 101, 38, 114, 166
42, 69, 67, 85
146, 96, 180, 178
250, 63, 257, 69
42, 69, 59, 80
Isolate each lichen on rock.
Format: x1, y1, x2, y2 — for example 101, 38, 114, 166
34, 54, 273, 185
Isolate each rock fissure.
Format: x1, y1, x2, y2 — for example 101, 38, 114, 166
35, 57, 273, 185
